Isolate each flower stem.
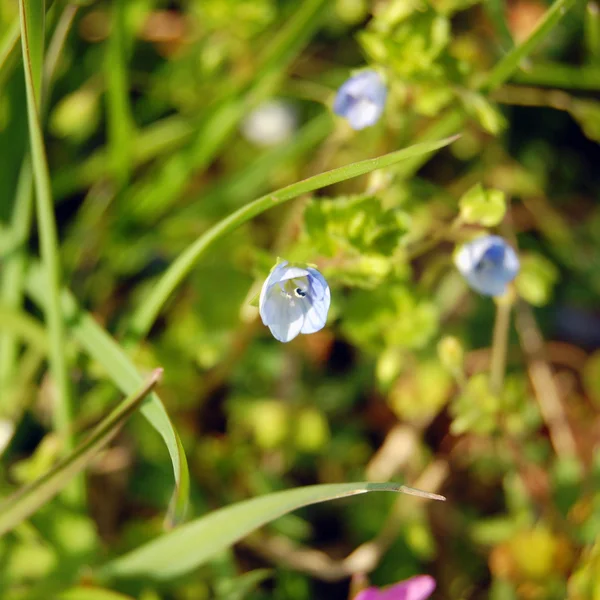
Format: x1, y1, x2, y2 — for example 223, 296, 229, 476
489, 291, 514, 397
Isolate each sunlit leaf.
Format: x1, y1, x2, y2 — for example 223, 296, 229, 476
101, 482, 445, 580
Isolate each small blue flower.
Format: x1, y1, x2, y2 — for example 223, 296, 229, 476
333, 70, 387, 130
259, 260, 331, 343
455, 235, 520, 297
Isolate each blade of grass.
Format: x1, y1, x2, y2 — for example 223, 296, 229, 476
480, 0, 577, 92
0, 303, 48, 357
100, 482, 445, 581
24, 264, 190, 526
128, 135, 460, 339
106, 0, 134, 187
43, 4, 79, 108
20, 0, 74, 454
52, 115, 194, 199
0, 18, 20, 89
19, 0, 73, 454
484, 0, 514, 50
2, 2, 79, 411
0, 369, 162, 537
395, 0, 577, 179
0, 158, 35, 400
511, 61, 600, 89
164, 111, 333, 221
586, 2, 600, 63
124, 0, 329, 224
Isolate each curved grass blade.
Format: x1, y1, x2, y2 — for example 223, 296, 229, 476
129, 135, 460, 339
24, 264, 190, 526
100, 482, 445, 581
20, 0, 74, 456
0, 369, 162, 537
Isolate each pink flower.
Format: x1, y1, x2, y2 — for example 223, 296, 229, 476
355, 575, 436, 600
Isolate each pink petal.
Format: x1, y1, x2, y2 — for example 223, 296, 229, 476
379, 575, 436, 600
354, 588, 382, 600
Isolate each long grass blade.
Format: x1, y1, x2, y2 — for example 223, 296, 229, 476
129, 135, 460, 339
101, 482, 444, 580
19, 0, 74, 452
0, 369, 162, 537
24, 264, 190, 526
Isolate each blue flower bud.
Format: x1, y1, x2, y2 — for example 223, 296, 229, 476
259, 260, 331, 343
333, 70, 387, 130
455, 235, 520, 297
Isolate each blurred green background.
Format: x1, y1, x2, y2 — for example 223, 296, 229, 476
1, 0, 600, 598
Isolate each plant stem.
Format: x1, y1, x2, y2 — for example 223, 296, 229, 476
490, 292, 514, 397
480, 0, 577, 92
19, 0, 74, 452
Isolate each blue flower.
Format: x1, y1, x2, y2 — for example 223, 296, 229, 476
259, 260, 331, 343
333, 70, 387, 130
455, 235, 520, 297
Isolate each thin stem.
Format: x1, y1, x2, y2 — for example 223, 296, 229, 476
19, 0, 74, 451
586, 2, 600, 63
481, 0, 577, 92
489, 293, 513, 397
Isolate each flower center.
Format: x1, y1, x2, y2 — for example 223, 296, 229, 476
280, 278, 308, 302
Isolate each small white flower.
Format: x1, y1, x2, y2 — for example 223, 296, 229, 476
455, 235, 520, 297
241, 100, 297, 147
259, 260, 331, 343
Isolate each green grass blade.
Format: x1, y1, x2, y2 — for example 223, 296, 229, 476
483, 0, 514, 50
0, 369, 162, 537
100, 482, 445, 580
124, 0, 329, 225
129, 135, 460, 339
511, 62, 600, 89
20, 0, 74, 452
0, 158, 34, 397
105, 0, 134, 186
51, 115, 194, 199
0, 303, 48, 355
481, 0, 577, 92
22, 0, 45, 104
24, 264, 190, 526
586, 2, 600, 62
0, 18, 20, 88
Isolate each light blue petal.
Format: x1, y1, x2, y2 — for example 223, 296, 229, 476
333, 70, 386, 129
346, 99, 383, 130
300, 285, 330, 334
307, 268, 328, 300
455, 235, 520, 297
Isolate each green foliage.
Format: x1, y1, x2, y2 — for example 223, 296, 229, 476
459, 183, 507, 227
304, 195, 410, 257
1, 0, 599, 598
516, 253, 559, 306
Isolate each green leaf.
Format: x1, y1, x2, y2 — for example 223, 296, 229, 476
100, 482, 445, 580
459, 183, 507, 226
0, 370, 162, 537
24, 264, 190, 526
515, 253, 559, 306
304, 195, 410, 257
129, 135, 460, 340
